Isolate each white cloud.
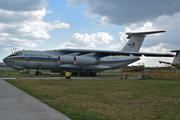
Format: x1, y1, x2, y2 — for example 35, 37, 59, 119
1, 9, 70, 40
0, 8, 52, 24
92, 16, 109, 27
84, 9, 97, 18
56, 42, 76, 49
56, 32, 114, 49
1, 37, 37, 49
141, 43, 172, 53
9, 38, 37, 48
71, 32, 114, 48
107, 43, 121, 51
52, 20, 70, 29
0, 33, 11, 37
0, 7, 70, 51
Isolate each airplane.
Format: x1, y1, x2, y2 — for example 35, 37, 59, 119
3, 30, 175, 76
159, 50, 180, 70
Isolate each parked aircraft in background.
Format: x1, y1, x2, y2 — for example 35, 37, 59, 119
159, 50, 180, 70
3, 30, 175, 76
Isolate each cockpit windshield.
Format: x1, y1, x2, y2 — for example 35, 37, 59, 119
8, 51, 22, 57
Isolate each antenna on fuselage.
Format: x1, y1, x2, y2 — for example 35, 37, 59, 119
13, 48, 17, 52
11, 48, 17, 54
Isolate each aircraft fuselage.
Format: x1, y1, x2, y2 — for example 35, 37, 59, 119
3, 50, 140, 73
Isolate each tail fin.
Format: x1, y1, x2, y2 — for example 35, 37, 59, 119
121, 30, 166, 52
171, 50, 180, 65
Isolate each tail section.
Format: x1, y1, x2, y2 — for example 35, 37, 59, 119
121, 30, 166, 52
158, 50, 180, 69
171, 50, 180, 67
159, 50, 180, 69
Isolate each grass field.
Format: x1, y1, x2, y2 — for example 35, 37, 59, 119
5, 78, 180, 120
0, 69, 141, 78
0, 70, 65, 78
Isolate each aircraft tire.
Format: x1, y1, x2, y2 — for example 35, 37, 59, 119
71, 72, 78, 76
35, 71, 41, 75
79, 72, 88, 76
35, 71, 39, 75
89, 72, 97, 76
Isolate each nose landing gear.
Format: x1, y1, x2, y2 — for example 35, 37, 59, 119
35, 65, 42, 75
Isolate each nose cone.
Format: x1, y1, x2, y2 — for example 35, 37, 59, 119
3, 57, 8, 64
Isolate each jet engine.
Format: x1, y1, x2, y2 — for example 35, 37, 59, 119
73, 56, 100, 65
58, 56, 74, 64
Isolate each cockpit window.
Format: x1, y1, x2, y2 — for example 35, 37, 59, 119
17, 52, 22, 55
8, 51, 22, 57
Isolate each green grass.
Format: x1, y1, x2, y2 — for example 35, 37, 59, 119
5, 78, 180, 120
97, 71, 140, 77
0, 70, 64, 78
0, 69, 140, 78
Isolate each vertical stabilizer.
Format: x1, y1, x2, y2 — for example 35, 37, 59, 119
121, 31, 166, 52
171, 50, 180, 65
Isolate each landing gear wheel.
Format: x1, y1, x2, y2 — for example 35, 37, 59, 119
35, 71, 41, 75
89, 73, 97, 76
71, 72, 78, 76
79, 72, 88, 76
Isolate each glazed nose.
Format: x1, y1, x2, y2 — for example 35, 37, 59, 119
3, 57, 8, 63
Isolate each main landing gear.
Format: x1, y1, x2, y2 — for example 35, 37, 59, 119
71, 72, 78, 76
89, 72, 97, 76
71, 72, 97, 76
78, 72, 97, 76
35, 71, 42, 75
35, 65, 42, 75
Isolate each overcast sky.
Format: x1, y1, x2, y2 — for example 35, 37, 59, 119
0, 0, 179, 67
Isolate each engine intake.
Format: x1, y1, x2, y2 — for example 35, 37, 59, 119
74, 56, 100, 65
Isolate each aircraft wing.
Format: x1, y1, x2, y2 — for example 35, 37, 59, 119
53, 49, 174, 58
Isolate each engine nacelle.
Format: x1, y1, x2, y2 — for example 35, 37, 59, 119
58, 56, 74, 64
74, 56, 100, 65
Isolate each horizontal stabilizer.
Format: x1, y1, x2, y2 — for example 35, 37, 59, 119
170, 50, 180, 52
159, 61, 172, 65
126, 30, 165, 39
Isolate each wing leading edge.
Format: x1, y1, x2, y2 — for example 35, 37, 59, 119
53, 49, 174, 58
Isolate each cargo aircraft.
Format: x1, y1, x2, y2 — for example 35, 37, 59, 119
3, 30, 176, 76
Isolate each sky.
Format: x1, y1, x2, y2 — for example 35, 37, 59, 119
0, 0, 179, 67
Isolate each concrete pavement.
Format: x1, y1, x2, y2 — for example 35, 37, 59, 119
0, 78, 70, 120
